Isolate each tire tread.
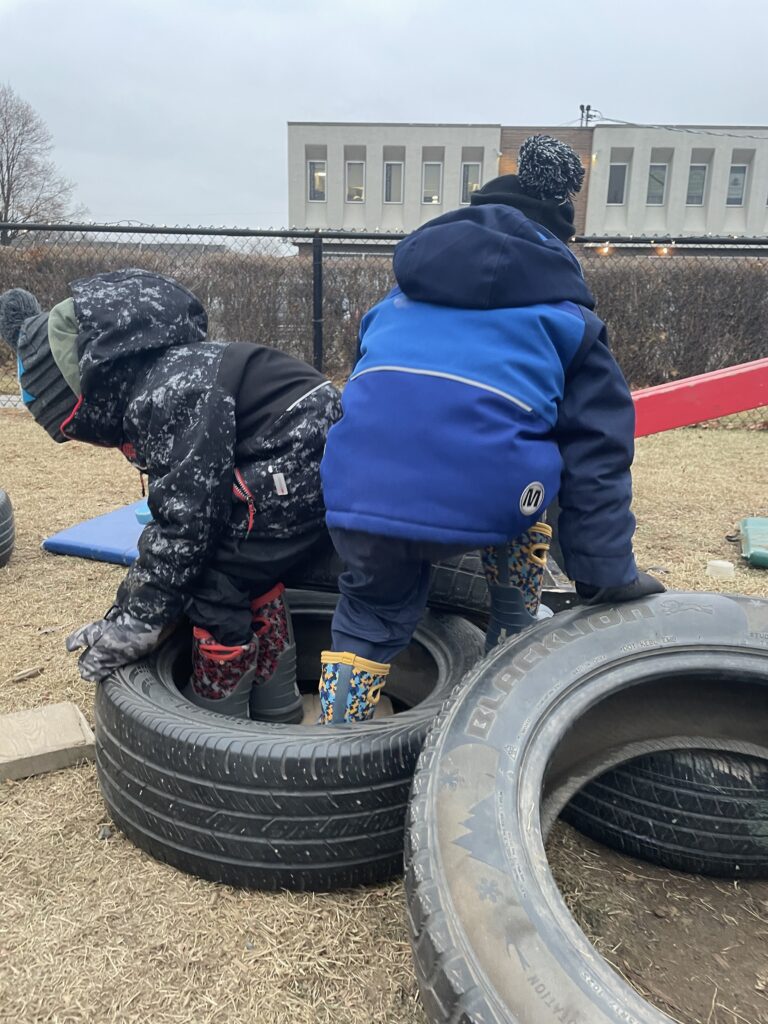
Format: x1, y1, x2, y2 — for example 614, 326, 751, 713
0, 490, 14, 568
96, 603, 485, 891
565, 749, 768, 878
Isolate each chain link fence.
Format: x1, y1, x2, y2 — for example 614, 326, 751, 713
0, 224, 766, 429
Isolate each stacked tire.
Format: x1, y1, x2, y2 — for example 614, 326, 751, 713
563, 747, 768, 879
93, 551, 565, 890
405, 592, 768, 1023
0, 490, 14, 568
95, 589, 485, 892
92, 577, 768, 1021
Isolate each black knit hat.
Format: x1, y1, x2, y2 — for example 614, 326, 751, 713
0, 288, 77, 443
471, 135, 585, 242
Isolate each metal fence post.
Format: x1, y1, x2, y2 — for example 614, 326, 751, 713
312, 231, 324, 372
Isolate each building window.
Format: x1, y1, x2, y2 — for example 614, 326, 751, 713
383, 161, 404, 204
686, 164, 708, 206
345, 161, 365, 203
646, 163, 667, 205
726, 164, 747, 206
460, 162, 482, 204
422, 162, 443, 204
607, 163, 627, 205
307, 160, 326, 203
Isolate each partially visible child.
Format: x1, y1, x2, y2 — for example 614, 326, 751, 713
0, 269, 341, 721
318, 136, 664, 724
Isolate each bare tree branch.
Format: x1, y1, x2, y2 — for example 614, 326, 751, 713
0, 84, 81, 245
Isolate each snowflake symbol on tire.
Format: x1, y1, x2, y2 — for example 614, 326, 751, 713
439, 767, 462, 791
476, 878, 500, 903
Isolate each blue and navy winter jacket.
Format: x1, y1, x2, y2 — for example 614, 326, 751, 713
321, 205, 637, 588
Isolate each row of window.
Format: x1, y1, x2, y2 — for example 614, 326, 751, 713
607, 161, 753, 208
307, 159, 482, 206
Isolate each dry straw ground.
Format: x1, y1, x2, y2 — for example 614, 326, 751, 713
1, 409, 767, 1024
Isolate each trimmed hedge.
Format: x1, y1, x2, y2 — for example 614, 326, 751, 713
581, 254, 768, 387
1, 242, 766, 388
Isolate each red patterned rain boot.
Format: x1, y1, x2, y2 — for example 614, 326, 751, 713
248, 583, 303, 724
182, 628, 259, 718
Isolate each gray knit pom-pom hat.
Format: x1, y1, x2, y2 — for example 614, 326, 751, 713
0, 288, 41, 349
471, 135, 585, 241
517, 135, 585, 202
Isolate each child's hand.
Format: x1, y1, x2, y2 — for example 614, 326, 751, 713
575, 571, 666, 606
66, 611, 163, 683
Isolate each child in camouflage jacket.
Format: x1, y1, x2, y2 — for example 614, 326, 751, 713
0, 269, 341, 722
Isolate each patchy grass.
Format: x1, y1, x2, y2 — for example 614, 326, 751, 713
0, 409, 767, 1024
549, 824, 768, 1024
629, 428, 767, 597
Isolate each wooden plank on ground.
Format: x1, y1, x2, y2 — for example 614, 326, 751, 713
0, 702, 95, 781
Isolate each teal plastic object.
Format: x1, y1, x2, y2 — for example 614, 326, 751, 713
135, 501, 153, 525
740, 517, 768, 569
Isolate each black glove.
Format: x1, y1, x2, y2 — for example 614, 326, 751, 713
575, 571, 666, 606
66, 610, 163, 683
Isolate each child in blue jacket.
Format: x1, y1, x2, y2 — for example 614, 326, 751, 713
318, 136, 663, 724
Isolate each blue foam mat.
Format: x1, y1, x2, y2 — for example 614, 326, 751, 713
42, 502, 145, 566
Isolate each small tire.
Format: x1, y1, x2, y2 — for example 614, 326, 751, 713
406, 592, 768, 1024
95, 590, 484, 892
0, 490, 14, 569
563, 748, 768, 879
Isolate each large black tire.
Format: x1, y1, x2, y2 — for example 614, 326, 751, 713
287, 543, 576, 623
406, 592, 768, 1024
95, 590, 484, 892
563, 748, 768, 878
0, 490, 14, 569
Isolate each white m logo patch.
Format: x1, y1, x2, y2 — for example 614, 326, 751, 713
520, 482, 545, 516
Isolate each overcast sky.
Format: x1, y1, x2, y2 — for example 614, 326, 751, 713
2, 0, 767, 227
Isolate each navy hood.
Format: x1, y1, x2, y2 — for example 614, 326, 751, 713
393, 205, 594, 311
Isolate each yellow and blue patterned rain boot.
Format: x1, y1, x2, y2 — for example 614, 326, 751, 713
482, 521, 552, 653
318, 651, 390, 724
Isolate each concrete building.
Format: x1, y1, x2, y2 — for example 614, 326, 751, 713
287, 121, 768, 238
585, 124, 768, 238
287, 122, 500, 233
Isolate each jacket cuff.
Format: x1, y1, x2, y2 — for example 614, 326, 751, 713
563, 550, 637, 589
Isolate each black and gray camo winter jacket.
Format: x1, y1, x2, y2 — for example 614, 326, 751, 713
58, 269, 341, 627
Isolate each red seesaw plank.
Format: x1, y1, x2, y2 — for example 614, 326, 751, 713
632, 357, 768, 437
